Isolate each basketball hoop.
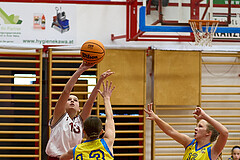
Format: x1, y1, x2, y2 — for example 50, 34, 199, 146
189, 20, 219, 46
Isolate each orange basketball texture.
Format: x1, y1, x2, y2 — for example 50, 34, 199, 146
80, 40, 105, 64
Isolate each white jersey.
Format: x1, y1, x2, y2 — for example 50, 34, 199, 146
45, 113, 83, 157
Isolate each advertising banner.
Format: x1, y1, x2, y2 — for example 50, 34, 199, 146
0, 2, 76, 45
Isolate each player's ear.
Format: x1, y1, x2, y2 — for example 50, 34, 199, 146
206, 130, 212, 136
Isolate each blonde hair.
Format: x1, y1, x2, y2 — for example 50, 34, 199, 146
206, 123, 219, 143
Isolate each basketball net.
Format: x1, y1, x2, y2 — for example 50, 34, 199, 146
189, 20, 219, 47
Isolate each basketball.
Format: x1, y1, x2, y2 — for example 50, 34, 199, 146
80, 40, 105, 64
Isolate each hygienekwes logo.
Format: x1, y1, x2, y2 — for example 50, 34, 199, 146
51, 7, 70, 33
0, 8, 22, 24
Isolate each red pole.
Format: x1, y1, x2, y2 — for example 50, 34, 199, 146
227, 0, 231, 24
190, 0, 200, 20
130, 0, 138, 39
126, 0, 130, 41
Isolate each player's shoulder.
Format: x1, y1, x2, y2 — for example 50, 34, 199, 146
50, 112, 68, 128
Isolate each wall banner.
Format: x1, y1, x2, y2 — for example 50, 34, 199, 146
0, 2, 77, 45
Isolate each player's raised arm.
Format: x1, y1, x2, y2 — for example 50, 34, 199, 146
193, 107, 228, 160
80, 70, 114, 121
51, 62, 94, 126
98, 80, 115, 153
144, 103, 192, 148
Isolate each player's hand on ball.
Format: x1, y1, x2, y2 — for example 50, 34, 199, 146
79, 62, 94, 70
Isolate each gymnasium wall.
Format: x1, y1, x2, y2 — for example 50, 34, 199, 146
152, 50, 240, 160
0, 1, 240, 160
0, 45, 240, 160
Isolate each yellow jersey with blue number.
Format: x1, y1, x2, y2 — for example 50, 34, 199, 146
73, 138, 114, 160
183, 139, 212, 160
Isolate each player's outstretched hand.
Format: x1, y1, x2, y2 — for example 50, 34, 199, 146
98, 80, 115, 99
100, 69, 114, 81
144, 103, 158, 121
193, 107, 207, 120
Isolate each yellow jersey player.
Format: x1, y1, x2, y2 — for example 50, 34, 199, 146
228, 146, 240, 160
144, 103, 228, 160
183, 139, 212, 160
60, 80, 115, 160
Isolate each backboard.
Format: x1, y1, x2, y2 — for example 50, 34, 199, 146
140, 0, 240, 42
111, 0, 240, 42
